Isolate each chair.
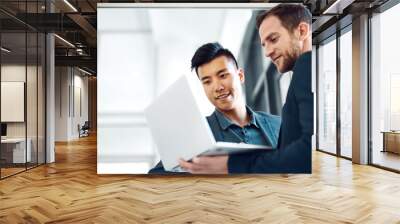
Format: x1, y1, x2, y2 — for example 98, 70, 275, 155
79, 121, 90, 138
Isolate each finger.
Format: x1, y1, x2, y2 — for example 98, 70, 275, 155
193, 156, 212, 165
180, 158, 208, 173
192, 156, 201, 164
189, 163, 204, 173
178, 159, 192, 170
179, 159, 202, 173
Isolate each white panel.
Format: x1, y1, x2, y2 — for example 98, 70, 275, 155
1, 82, 25, 122
99, 125, 154, 157
149, 9, 224, 44
98, 33, 154, 112
98, 162, 150, 174
219, 10, 252, 57
98, 7, 156, 174
46, 32, 55, 163
1, 65, 25, 81
73, 86, 81, 137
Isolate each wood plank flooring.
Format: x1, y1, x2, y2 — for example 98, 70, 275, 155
0, 167, 26, 178
1, 134, 400, 223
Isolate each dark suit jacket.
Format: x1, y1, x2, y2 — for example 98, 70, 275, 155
148, 110, 281, 174
228, 51, 313, 173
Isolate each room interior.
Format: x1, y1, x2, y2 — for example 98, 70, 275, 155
0, 0, 399, 222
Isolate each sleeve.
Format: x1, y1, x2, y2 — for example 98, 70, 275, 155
148, 161, 168, 174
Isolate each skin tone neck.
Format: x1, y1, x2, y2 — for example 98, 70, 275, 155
303, 38, 311, 52
218, 97, 249, 128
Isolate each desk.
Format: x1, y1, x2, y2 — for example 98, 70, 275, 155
382, 131, 400, 154
1, 138, 31, 163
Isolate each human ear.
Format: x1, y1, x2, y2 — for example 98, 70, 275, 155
298, 22, 310, 41
238, 68, 245, 83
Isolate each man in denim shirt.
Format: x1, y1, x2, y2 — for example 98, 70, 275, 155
148, 42, 280, 174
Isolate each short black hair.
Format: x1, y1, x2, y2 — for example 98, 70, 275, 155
191, 42, 238, 76
256, 4, 311, 32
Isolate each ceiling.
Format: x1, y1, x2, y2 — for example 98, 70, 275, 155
0, 0, 392, 75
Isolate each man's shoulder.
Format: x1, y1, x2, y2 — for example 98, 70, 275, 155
296, 51, 311, 64
292, 51, 311, 75
254, 110, 280, 119
253, 111, 281, 142
253, 111, 281, 124
206, 111, 218, 121
291, 51, 312, 92
206, 111, 219, 127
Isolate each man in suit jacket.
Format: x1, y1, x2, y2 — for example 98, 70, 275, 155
179, 4, 313, 173
149, 43, 281, 174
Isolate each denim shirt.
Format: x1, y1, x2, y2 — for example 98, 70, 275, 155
214, 107, 271, 146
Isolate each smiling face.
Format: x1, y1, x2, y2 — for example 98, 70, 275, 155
259, 15, 302, 74
197, 55, 245, 112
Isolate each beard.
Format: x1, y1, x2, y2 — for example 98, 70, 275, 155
279, 40, 301, 73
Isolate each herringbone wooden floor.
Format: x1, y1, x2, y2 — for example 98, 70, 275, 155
1, 134, 400, 224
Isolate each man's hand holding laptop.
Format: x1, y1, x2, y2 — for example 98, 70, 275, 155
179, 156, 228, 174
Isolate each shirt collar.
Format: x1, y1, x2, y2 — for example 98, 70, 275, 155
214, 106, 259, 130
247, 106, 259, 128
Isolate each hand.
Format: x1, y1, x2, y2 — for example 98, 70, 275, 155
178, 156, 229, 174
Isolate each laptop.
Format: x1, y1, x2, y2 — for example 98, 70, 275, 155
145, 75, 272, 171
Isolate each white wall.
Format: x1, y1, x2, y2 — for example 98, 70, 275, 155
55, 67, 89, 141
98, 8, 157, 174
72, 74, 89, 138
1, 64, 46, 163
1, 65, 39, 139
55, 67, 69, 141
46, 32, 56, 163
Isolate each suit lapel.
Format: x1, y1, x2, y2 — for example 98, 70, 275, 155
253, 113, 276, 147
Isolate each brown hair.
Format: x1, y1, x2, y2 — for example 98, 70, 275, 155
256, 4, 312, 32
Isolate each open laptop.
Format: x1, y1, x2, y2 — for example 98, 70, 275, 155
145, 74, 272, 171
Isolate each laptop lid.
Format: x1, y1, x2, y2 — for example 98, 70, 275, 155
145, 75, 216, 170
